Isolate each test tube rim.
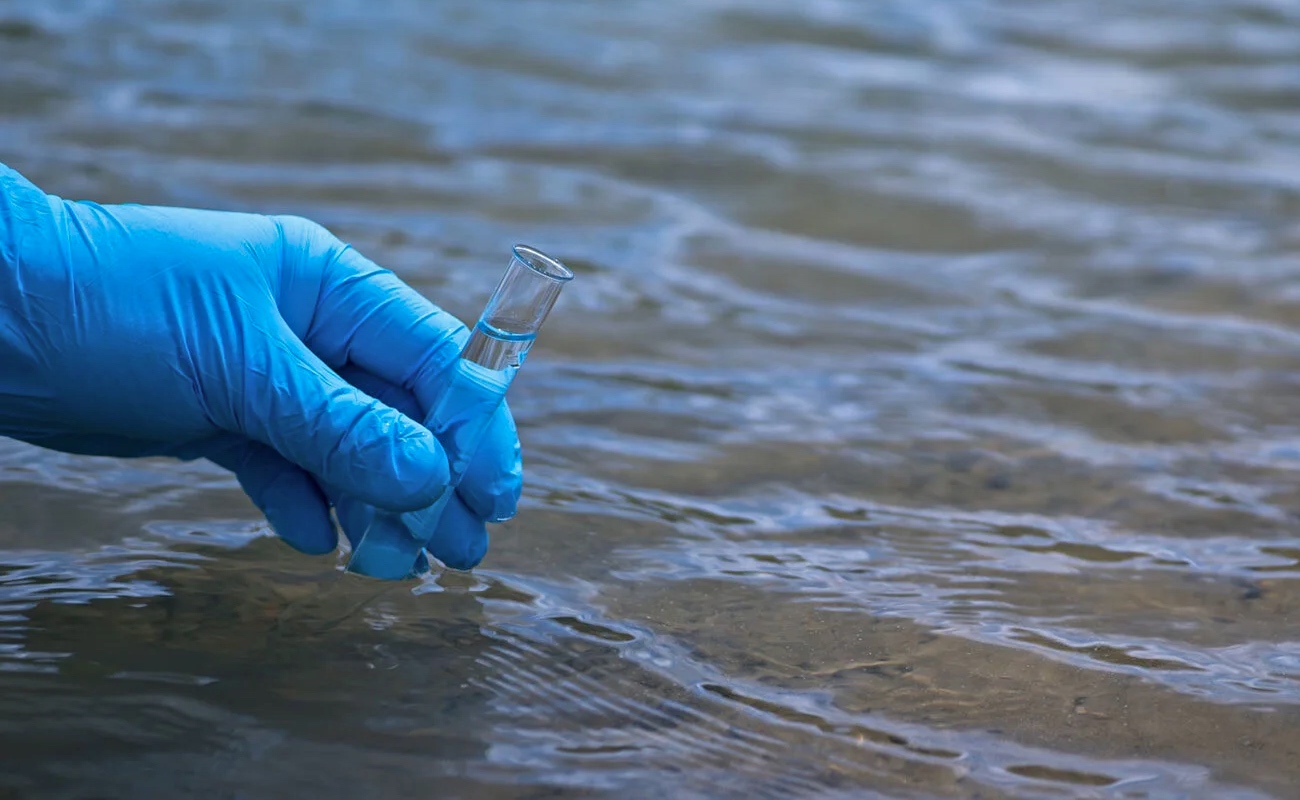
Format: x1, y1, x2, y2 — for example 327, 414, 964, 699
512, 244, 575, 283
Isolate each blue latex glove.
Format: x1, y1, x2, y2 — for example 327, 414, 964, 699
0, 163, 521, 570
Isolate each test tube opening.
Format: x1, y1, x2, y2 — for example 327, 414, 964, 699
463, 245, 573, 370
483, 245, 573, 334
513, 244, 575, 283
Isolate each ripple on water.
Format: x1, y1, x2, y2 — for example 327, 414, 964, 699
3, 0, 1300, 796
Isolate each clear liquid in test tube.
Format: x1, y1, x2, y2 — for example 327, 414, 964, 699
345, 244, 574, 580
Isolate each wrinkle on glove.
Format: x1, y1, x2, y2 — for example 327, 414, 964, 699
0, 162, 523, 567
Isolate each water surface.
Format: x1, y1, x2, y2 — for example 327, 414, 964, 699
1, 0, 1299, 797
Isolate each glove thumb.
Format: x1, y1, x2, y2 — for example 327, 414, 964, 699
232, 324, 451, 513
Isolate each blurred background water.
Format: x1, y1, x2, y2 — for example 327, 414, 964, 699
2, 0, 1300, 797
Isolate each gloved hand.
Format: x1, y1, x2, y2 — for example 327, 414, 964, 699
0, 163, 521, 570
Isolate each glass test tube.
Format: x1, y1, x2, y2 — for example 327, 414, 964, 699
345, 245, 574, 580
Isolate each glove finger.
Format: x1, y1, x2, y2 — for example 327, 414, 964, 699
316, 377, 489, 573
325, 476, 431, 575
327, 470, 486, 573
457, 401, 522, 523
422, 491, 489, 572
205, 435, 337, 555
275, 216, 469, 412
234, 318, 449, 513
338, 364, 521, 522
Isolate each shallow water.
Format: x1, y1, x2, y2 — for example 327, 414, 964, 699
2, 0, 1300, 797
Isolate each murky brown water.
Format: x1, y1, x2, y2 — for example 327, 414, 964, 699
3, 0, 1300, 797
